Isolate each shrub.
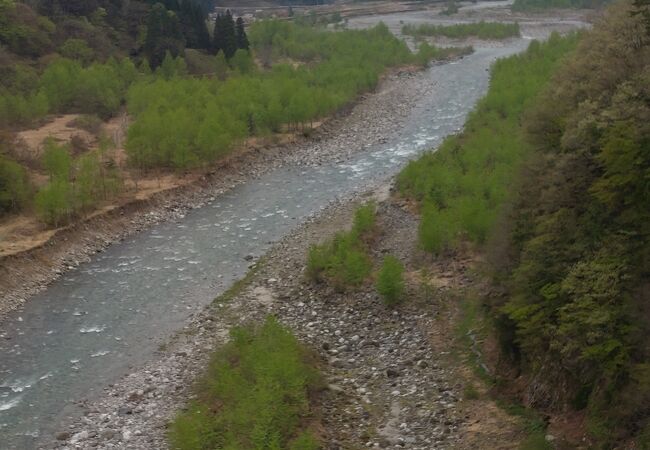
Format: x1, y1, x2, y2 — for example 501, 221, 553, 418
35, 179, 72, 226
59, 38, 94, 64
418, 202, 456, 254
0, 155, 31, 214
69, 114, 103, 135
168, 316, 321, 450
306, 203, 377, 289
351, 201, 377, 238
376, 255, 405, 306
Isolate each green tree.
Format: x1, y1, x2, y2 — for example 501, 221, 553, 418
211, 12, 224, 55
230, 49, 254, 73
143, 3, 185, 68
0, 156, 31, 214
376, 255, 405, 306
235, 17, 249, 51
35, 180, 72, 226
42, 139, 72, 181
221, 10, 237, 59
76, 152, 101, 210
59, 38, 94, 64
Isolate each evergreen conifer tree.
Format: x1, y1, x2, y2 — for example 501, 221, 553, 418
235, 17, 249, 51
212, 13, 223, 55
222, 10, 237, 59
143, 3, 185, 68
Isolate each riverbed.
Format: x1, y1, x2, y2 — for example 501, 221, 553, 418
0, 10, 584, 449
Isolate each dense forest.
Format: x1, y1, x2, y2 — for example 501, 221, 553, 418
492, 2, 650, 444
399, 0, 650, 445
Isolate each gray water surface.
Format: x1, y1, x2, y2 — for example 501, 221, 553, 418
0, 42, 531, 449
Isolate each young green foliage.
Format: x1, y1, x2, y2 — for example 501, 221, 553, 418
376, 255, 406, 306
0, 155, 31, 213
398, 33, 579, 254
306, 203, 377, 290
488, 4, 650, 444
168, 316, 321, 450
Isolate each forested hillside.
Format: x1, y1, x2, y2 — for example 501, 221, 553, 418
398, 0, 650, 445
491, 2, 650, 444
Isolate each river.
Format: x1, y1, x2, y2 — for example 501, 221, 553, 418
0, 12, 580, 449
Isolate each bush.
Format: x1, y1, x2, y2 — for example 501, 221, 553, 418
35, 179, 72, 226
168, 316, 321, 450
35, 139, 121, 226
306, 203, 376, 289
69, 114, 103, 135
351, 201, 377, 238
0, 155, 31, 214
376, 255, 405, 306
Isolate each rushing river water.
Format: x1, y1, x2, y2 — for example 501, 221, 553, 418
0, 16, 581, 447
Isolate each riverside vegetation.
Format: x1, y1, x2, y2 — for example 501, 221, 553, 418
512, 0, 609, 10
402, 21, 521, 40
306, 203, 377, 290
396, 0, 650, 446
0, 0, 470, 228
171, 2, 648, 446
169, 317, 322, 450
397, 31, 580, 253
307, 202, 406, 306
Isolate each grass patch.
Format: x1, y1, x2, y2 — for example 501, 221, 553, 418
496, 401, 552, 450
168, 316, 322, 450
463, 382, 480, 400
454, 290, 494, 382
213, 257, 266, 305
306, 202, 376, 290
402, 21, 521, 40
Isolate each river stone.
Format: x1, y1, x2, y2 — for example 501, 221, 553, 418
55, 431, 71, 441
101, 429, 117, 441
386, 367, 400, 378
118, 406, 133, 415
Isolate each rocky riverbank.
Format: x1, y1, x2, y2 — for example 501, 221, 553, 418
0, 62, 436, 321
49, 186, 523, 449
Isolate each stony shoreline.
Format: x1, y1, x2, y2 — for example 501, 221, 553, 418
52, 175, 526, 449
50, 186, 476, 450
